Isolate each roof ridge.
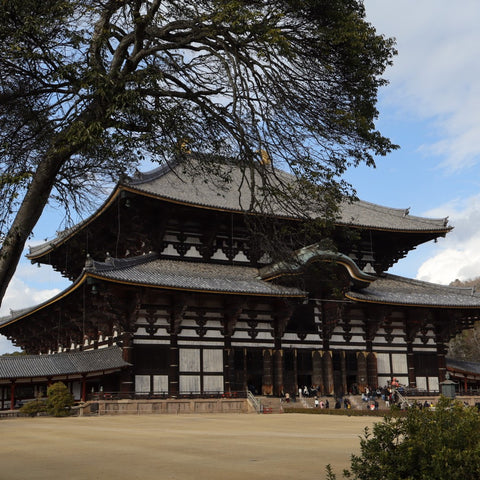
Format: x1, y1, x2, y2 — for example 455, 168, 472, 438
384, 273, 480, 296
85, 251, 159, 272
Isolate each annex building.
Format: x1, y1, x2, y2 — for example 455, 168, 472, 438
1, 158, 480, 407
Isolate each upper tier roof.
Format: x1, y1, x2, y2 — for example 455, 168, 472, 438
128, 161, 450, 231
28, 159, 451, 260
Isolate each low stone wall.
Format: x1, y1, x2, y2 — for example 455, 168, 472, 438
79, 398, 251, 416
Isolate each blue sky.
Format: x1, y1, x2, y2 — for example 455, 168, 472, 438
1, 0, 480, 353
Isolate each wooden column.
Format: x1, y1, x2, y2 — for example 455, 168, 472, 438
10, 380, 15, 410
436, 342, 448, 384
222, 300, 243, 394
81, 375, 87, 402
223, 337, 231, 394
273, 300, 293, 396
367, 352, 378, 388
262, 349, 273, 395
322, 351, 334, 395
406, 341, 416, 388
242, 348, 248, 391
340, 351, 347, 395
312, 350, 323, 394
168, 297, 186, 397
293, 349, 298, 395
120, 332, 134, 394
273, 349, 284, 396
357, 352, 367, 392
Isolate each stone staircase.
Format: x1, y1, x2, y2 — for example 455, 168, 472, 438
254, 394, 390, 413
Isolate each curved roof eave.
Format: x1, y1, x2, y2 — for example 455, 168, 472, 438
27, 183, 124, 261
0, 273, 90, 328
258, 245, 376, 287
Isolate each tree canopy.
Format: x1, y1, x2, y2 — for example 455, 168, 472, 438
328, 397, 480, 480
0, 0, 397, 307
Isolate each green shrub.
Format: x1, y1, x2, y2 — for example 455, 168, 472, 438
46, 382, 74, 417
20, 399, 46, 417
327, 396, 480, 480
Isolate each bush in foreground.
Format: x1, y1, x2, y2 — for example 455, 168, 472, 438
46, 382, 74, 417
327, 396, 480, 480
20, 399, 46, 417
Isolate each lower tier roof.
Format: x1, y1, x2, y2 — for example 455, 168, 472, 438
346, 274, 480, 308
0, 346, 129, 380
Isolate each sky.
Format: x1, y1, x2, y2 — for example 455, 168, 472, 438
1, 0, 480, 353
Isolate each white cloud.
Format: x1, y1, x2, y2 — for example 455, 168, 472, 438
416, 194, 480, 284
0, 262, 65, 355
365, 0, 480, 171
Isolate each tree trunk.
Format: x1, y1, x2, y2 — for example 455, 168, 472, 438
0, 153, 67, 308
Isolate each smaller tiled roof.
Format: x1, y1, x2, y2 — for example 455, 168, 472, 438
0, 346, 129, 380
346, 274, 480, 308
86, 253, 305, 297
446, 358, 480, 375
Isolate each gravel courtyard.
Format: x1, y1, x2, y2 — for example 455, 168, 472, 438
0, 413, 377, 479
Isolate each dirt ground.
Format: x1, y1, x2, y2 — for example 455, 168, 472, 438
0, 413, 377, 480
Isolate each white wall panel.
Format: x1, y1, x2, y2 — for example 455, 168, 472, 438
180, 348, 200, 372
428, 376, 439, 392
203, 349, 223, 372
416, 377, 427, 390
376, 353, 391, 374
378, 376, 391, 388
180, 375, 200, 393
135, 375, 150, 393
153, 375, 168, 393
391, 353, 408, 374
203, 375, 224, 393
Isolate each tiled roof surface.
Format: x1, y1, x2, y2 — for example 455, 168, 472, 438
28, 160, 450, 259
346, 274, 480, 308
128, 161, 449, 232
446, 358, 480, 375
0, 346, 129, 380
87, 253, 305, 297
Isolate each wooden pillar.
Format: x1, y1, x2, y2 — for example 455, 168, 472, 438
168, 297, 186, 397
367, 352, 378, 388
223, 336, 232, 394
273, 349, 284, 396
293, 349, 298, 395
10, 380, 15, 410
340, 351, 347, 395
312, 350, 323, 394
168, 333, 180, 397
120, 332, 135, 394
406, 342, 416, 388
242, 348, 248, 391
222, 300, 243, 394
436, 342, 448, 383
81, 375, 87, 402
262, 349, 273, 395
357, 352, 367, 392
322, 351, 334, 395
273, 300, 292, 397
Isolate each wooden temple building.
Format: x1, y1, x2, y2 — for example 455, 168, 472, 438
2, 159, 480, 406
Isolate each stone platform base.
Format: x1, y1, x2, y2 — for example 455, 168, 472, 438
79, 397, 250, 416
